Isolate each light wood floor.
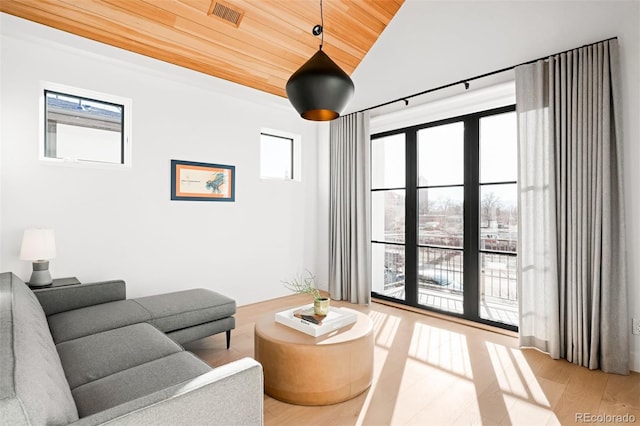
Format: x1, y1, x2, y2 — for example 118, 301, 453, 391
186, 294, 639, 426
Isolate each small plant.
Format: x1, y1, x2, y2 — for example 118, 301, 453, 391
282, 270, 322, 301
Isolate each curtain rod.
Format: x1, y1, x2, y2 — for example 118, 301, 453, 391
356, 36, 618, 114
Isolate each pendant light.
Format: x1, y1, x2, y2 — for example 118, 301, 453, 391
286, 0, 354, 121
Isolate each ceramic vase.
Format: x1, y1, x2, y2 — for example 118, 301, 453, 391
314, 297, 330, 316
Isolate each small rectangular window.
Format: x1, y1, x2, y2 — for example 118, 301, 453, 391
260, 129, 300, 181
40, 82, 132, 168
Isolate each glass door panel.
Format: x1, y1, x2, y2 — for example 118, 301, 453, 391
417, 247, 463, 314
372, 190, 405, 243
480, 253, 517, 325
372, 134, 405, 189
480, 112, 517, 183
479, 184, 517, 251
479, 111, 518, 326
417, 122, 464, 186
417, 122, 464, 314
372, 243, 406, 301
418, 187, 463, 247
371, 133, 406, 302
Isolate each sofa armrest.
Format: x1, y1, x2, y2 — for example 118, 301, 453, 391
71, 357, 264, 426
35, 280, 126, 316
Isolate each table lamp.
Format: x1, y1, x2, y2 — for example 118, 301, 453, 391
20, 228, 57, 287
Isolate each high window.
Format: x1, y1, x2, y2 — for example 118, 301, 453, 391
41, 82, 132, 168
260, 129, 301, 181
371, 106, 518, 330
260, 132, 293, 179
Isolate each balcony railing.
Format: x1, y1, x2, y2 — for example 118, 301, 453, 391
381, 251, 517, 327
379, 284, 518, 327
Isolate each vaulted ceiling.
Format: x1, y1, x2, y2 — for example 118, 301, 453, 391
0, 0, 404, 98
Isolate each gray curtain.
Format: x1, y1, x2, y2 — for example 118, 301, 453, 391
329, 111, 371, 304
516, 39, 628, 374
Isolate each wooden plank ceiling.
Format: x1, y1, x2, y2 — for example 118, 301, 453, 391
0, 0, 404, 98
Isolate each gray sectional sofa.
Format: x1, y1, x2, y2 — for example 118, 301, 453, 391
0, 272, 263, 425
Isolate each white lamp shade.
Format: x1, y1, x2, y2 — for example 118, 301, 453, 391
20, 229, 57, 261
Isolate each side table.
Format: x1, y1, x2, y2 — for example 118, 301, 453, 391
29, 277, 80, 291
254, 307, 373, 406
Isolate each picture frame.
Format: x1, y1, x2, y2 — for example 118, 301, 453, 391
171, 159, 235, 202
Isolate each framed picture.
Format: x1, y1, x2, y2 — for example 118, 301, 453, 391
171, 160, 235, 202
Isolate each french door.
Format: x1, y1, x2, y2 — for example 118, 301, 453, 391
371, 105, 518, 330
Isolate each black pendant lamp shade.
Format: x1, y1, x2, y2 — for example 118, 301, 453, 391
286, 49, 354, 121
286, 0, 354, 121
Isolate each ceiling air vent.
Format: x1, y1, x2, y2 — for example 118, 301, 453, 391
208, 1, 244, 27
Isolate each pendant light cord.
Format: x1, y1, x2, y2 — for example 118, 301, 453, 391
319, 0, 324, 50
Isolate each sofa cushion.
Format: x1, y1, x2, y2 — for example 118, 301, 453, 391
35, 280, 126, 316
0, 273, 79, 425
133, 288, 236, 333
47, 299, 152, 343
72, 351, 212, 417
56, 323, 182, 389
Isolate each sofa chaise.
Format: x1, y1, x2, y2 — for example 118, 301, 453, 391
0, 272, 263, 425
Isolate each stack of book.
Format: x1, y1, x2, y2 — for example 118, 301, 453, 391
275, 304, 357, 337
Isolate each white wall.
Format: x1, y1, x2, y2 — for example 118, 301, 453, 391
0, 13, 323, 305
349, 0, 640, 371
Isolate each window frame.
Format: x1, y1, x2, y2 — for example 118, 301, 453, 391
259, 128, 301, 182
371, 104, 518, 331
39, 81, 132, 169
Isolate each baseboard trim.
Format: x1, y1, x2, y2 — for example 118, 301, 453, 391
371, 297, 518, 339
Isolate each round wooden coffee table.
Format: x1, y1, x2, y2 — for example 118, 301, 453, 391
254, 307, 373, 406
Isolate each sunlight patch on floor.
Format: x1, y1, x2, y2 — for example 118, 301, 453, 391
370, 310, 401, 348
484, 341, 562, 425
487, 341, 532, 399
354, 308, 566, 425
409, 322, 473, 379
